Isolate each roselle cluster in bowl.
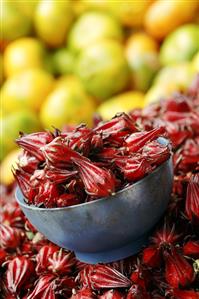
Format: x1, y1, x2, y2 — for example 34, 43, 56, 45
14, 113, 171, 208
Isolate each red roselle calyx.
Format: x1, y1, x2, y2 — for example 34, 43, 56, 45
142, 140, 171, 165
79, 265, 131, 290
99, 289, 124, 299
16, 132, 53, 161
0, 224, 23, 249
41, 137, 81, 168
70, 288, 96, 299
72, 157, 115, 197
164, 246, 195, 288
183, 241, 199, 258
48, 249, 75, 274
169, 289, 199, 299
36, 244, 59, 275
115, 155, 152, 182
6, 256, 34, 294
124, 127, 166, 153
26, 273, 56, 299
185, 173, 199, 224
126, 284, 151, 299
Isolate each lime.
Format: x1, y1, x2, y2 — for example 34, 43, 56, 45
3, 37, 47, 77
51, 48, 74, 75
35, 0, 73, 48
1, 68, 54, 114
68, 11, 123, 53
0, 110, 40, 160
97, 91, 145, 120
160, 24, 199, 65
40, 76, 96, 129
75, 40, 129, 100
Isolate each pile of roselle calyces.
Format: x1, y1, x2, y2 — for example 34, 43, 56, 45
13, 112, 170, 208
0, 76, 199, 299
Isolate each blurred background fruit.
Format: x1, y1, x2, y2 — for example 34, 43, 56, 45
34, 0, 73, 48
107, 0, 152, 27
0, 148, 22, 185
75, 40, 129, 100
1, 1, 32, 43
68, 11, 123, 53
125, 32, 160, 91
144, 0, 199, 40
3, 37, 47, 77
1, 0, 199, 159
0, 110, 40, 160
145, 63, 195, 104
97, 91, 145, 120
40, 76, 96, 129
51, 48, 74, 75
160, 24, 199, 65
1, 68, 54, 115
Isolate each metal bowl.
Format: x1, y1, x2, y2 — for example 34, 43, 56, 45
16, 138, 173, 264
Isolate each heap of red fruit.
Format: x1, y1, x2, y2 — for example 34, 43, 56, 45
13, 113, 170, 208
0, 75, 199, 298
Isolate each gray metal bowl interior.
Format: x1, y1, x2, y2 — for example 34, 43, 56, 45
16, 156, 173, 254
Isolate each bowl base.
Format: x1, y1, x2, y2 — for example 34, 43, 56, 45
75, 233, 149, 264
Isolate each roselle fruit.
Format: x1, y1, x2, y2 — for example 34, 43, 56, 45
183, 241, 199, 258
48, 249, 75, 274
88, 265, 131, 290
6, 256, 34, 294
115, 155, 152, 182
142, 140, 171, 166
164, 247, 195, 288
41, 137, 80, 169
142, 246, 162, 268
170, 289, 199, 299
126, 284, 151, 299
36, 244, 59, 275
26, 274, 56, 299
124, 127, 165, 153
0, 224, 23, 249
185, 173, 199, 224
0, 248, 6, 266
70, 288, 96, 299
72, 157, 115, 197
18, 150, 39, 173
45, 167, 77, 184
16, 132, 53, 161
99, 289, 124, 299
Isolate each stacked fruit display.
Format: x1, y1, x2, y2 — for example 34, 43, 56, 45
1, 0, 199, 186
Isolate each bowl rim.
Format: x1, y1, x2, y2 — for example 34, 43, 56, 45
16, 152, 172, 212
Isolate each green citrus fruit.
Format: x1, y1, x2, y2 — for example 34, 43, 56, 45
75, 39, 129, 100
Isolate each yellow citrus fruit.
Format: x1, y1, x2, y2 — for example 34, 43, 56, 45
1, 1, 31, 42
192, 51, 199, 72
107, 0, 152, 27
68, 11, 123, 53
13, 0, 39, 18
97, 91, 145, 120
145, 0, 199, 40
125, 33, 159, 91
0, 110, 40, 161
0, 53, 3, 85
0, 148, 22, 185
3, 37, 47, 77
51, 48, 74, 75
1, 68, 54, 114
145, 63, 196, 105
40, 76, 96, 129
35, 0, 73, 48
